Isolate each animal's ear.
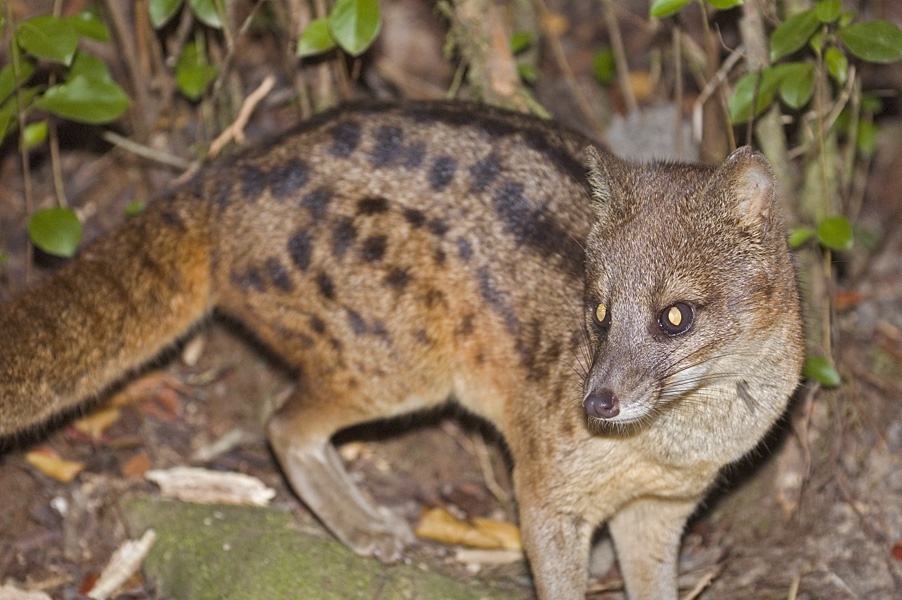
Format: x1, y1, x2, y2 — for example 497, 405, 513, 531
584, 145, 612, 211
712, 146, 779, 240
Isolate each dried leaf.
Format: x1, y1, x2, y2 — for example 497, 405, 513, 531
146, 467, 276, 506
87, 529, 156, 600
25, 447, 85, 483
72, 406, 121, 441
108, 371, 187, 407
415, 506, 521, 551
121, 452, 152, 478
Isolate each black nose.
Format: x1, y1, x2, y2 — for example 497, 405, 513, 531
583, 388, 620, 419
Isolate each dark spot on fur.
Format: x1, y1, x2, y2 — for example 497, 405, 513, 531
469, 152, 502, 193
302, 187, 331, 221
316, 272, 335, 300
266, 257, 294, 291
300, 333, 315, 348
241, 165, 266, 199
385, 267, 411, 291
415, 329, 431, 345
428, 219, 450, 237
424, 289, 447, 309
287, 231, 313, 271
492, 179, 584, 275
403, 142, 426, 169
161, 210, 184, 230
310, 315, 326, 334
215, 180, 232, 210
232, 266, 265, 292
329, 121, 361, 157
371, 321, 392, 345
456, 313, 475, 336
332, 217, 357, 258
357, 197, 390, 215
524, 129, 587, 185
403, 208, 426, 228
346, 308, 367, 335
456, 237, 473, 261
477, 267, 518, 335
360, 235, 388, 263
428, 156, 457, 191
270, 158, 310, 199
370, 126, 404, 167
434, 247, 447, 266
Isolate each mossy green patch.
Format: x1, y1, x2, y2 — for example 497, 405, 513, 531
121, 496, 522, 600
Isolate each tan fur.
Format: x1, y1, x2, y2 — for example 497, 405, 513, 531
0, 102, 803, 599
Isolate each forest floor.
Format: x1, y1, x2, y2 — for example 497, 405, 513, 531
0, 1, 900, 599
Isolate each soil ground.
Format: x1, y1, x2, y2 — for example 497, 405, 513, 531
1, 1, 901, 598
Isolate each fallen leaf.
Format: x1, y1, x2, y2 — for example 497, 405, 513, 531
25, 447, 85, 483
87, 529, 156, 600
109, 371, 187, 408
72, 407, 121, 441
121, 452, 152, 478
415, 506, 521, 551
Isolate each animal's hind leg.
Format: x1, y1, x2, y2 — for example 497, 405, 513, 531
267, 381, 416, 562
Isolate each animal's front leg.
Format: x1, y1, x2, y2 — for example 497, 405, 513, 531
518, 499, 594, 600
607, 495, 700, 600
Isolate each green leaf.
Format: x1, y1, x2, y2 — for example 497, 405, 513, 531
707, 0, 744, 9
788, 227, 815, 248
150, 0, 184, 28
0, 59, 36, 104
860, 95, 883, 114
728, 66, 785, 124
517, 63, 537, 83
27, 207, 83, 257
124, 199, 147, 216
16, 15, 79, 65
824, 46, 848, 84
815, 0, 841, 23
856, 120, 877, 157
188, 0, 224, 29
649, 0, 692, 18
778, 62, 815, 109
69, 51, 115, 82
23, 120, 47, 149
175, 41, 218, 100
770, 9, 819, 61
838, 20, 902, 63
804, 355, 840, 387
592, 48, 616, 85
837, 10, 856, 29
329, 0, 381, 56
510, 31, 532, 54
34, 74, 130, 124
67, 10, 110, 41
816, 216, 853, 250
296, 18, 336, 57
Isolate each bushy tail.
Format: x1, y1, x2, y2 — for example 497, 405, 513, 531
0, 199, 215, 437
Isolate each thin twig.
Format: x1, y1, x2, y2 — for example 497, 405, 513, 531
602, 0, 637, 114
680, 563, 722, 600
208, 75, 276, 157
786, 572, 801, 600
101, 131, 193, 171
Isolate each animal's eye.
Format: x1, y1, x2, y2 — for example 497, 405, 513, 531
594, 302, 611, 328
658, 302, 694, 336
